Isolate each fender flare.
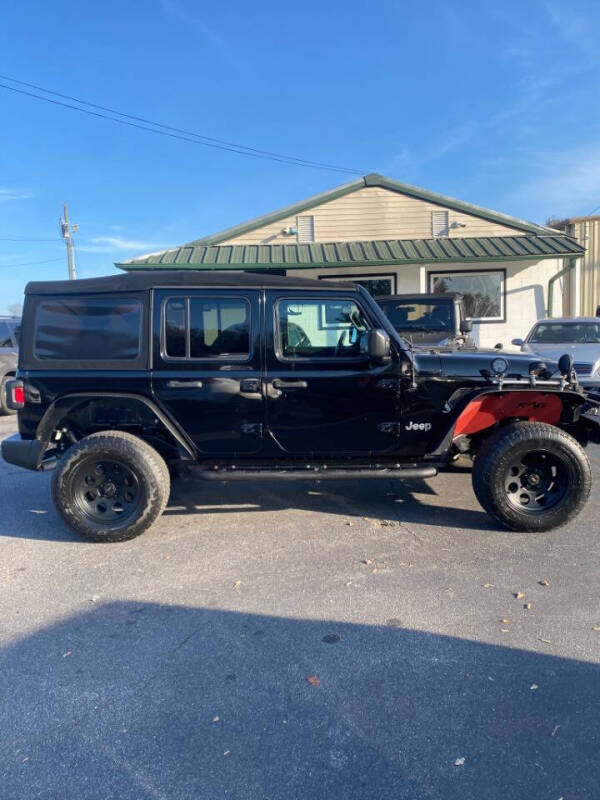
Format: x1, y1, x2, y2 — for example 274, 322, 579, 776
35, 392, 196, 460
429, 386, 587, 457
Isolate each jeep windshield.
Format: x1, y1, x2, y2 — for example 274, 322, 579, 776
378, 299, 454, 333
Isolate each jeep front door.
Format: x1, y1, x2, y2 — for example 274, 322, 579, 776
152, 289, 264, 456
264, 291, 401, 455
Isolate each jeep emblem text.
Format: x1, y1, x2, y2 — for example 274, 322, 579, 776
405, 421, 432, 432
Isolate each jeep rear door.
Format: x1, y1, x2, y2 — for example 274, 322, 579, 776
151, 289, 264, 456
264, 290, 401, 456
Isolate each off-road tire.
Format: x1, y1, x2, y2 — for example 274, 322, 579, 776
51, 431, 170, 542
0, 377, 17, 415
472, 421, 591, 532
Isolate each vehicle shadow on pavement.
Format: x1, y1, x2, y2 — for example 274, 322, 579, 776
1, 601, 598, 800
165, 473, 496, 533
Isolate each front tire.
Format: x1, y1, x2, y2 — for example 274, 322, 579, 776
472, 421, 591, 532
51, 431, 170, 542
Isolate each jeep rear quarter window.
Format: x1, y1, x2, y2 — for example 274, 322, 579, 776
34, 297, 142, 360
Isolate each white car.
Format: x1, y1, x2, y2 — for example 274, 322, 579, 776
512, 318, 600, 388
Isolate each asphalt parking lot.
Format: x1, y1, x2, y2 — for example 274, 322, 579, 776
1, 413, 599, 800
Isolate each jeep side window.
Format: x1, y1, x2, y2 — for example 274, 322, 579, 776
164, 296, 250, 359
34, 297, 142, 360
277, 298, 370, 359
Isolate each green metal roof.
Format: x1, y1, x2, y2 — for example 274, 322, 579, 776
118, 234, 585, 271
183, 173, 556, 246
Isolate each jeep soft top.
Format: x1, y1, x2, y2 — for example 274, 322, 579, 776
3, 270, 600, 542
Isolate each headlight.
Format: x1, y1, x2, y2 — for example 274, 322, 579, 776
491, 357, 509, 375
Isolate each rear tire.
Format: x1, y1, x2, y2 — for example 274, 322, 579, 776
51, 431, 170, 542
0, 377, 17, 415
472, 421, 591, 532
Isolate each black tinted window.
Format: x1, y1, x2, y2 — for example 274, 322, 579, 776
35, 298, 142, 360
164, 297, 250, 359
165, 299, 186, 357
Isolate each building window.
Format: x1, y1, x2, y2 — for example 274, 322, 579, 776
317, 273, 397, 297
297, 215, 315, 243
431, 210, 449, 238
429, 269, 505, 322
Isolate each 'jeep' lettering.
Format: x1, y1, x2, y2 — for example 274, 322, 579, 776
405, 421, 432, 432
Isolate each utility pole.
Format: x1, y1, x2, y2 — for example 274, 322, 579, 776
59, 203, 78, 280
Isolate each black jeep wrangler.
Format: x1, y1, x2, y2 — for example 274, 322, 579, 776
3, 270, 600, 542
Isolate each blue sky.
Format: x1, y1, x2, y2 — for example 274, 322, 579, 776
0, 0, 599, 312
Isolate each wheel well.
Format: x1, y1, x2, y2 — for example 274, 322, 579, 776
39, 396, 194, 463
453, 391, 565, 439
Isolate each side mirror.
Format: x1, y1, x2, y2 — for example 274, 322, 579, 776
511, 338, 524, 347
558, 353, 574, 377
494, 343, 503, 350
460, 319, 472, 334
366, 328, 391, 363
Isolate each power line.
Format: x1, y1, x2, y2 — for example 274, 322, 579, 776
0, 256, 64, 268
0, 74, 363, 175
0, 237, 59, 242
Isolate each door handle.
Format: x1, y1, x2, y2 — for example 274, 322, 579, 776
272, 379, 308, 389
167, 380, 204, 388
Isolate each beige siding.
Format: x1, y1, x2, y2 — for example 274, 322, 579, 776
568, 218, 600, 316
296, 257, 567, 348
220, 186, 525, 246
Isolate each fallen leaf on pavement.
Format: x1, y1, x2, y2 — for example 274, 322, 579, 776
551, 725, 560, 737
539, 579, 550, 586
530, 684, 539, 690
539, 638, 552, 644
233, 580, 242, 588
482, 583, 495, 588
514, 591, 524, 599
345, 521, 354, 526
501, 618, 513, 624
592, 625, 600, 632
524, 603, 532, 610
213, 716, 220, 722
306, 675, 321, 686
361, 559, 373, 565
223, 750, 230, 756
454, 757, 466, 766
63, 651, 71, 658
500, 628, 509, 633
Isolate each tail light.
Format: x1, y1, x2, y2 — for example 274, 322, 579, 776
6, 379, 25, 409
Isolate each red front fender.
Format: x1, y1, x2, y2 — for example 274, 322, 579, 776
453, 392, 563, 437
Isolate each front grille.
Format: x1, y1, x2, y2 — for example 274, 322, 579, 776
573, 362, 594, 376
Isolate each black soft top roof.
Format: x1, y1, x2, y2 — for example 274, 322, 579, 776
25, 270, 351, 295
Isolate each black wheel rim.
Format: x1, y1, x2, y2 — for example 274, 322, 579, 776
71, 458, 143, 525
503, 449, 569, 513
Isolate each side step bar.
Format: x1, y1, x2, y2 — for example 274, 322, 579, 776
196, 466, 438, 481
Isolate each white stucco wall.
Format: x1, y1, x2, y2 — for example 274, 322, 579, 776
297, 257, 568, 349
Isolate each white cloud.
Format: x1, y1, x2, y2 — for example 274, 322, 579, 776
506, 142, 600, 220
0, 189, 33, 202
79, 236, 171, 254
159, 0, 246, 71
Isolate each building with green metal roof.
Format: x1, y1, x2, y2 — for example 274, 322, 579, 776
117, 173, 585, 347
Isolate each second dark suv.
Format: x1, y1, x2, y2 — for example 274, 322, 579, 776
3, 270, 600, 542
377, 293, 474, 349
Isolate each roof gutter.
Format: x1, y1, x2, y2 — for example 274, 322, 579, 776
548, 256, 577, 317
